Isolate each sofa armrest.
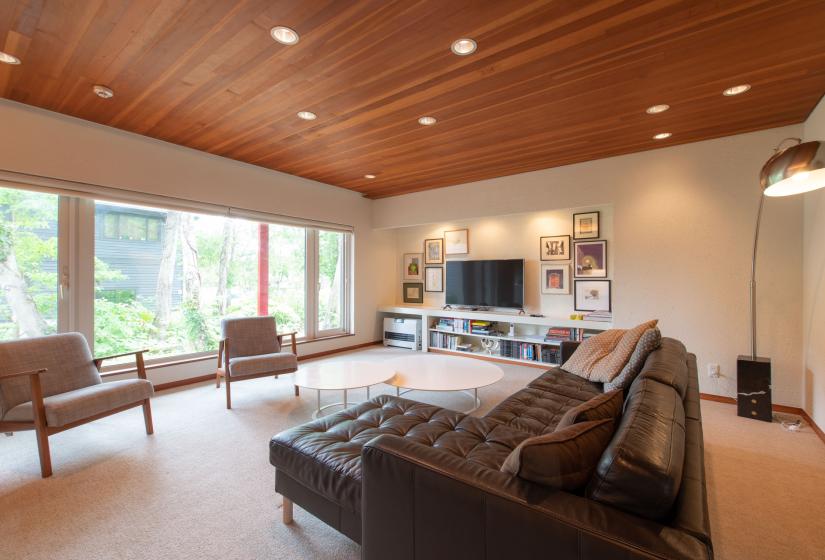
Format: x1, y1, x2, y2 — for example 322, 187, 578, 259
362, 435, 710, 560
560, 340, 581, 364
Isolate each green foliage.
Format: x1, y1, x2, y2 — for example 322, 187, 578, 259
182, 300, 217, 352
93, 298, 157, 357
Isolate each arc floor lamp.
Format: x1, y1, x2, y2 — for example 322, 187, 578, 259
739, 138, 825, 421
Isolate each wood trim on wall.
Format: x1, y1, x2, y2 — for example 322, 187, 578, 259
699, 393, 825, 446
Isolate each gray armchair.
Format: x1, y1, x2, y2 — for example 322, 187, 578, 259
0, 333, 154, 478
216, 316, 299, 409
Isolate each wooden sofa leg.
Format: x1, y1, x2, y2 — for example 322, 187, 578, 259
225, 377, 232, 409
142, 399, 154, 435
282, 496, 294, 524
294, 385, 299, 397
34, 424, 52, 478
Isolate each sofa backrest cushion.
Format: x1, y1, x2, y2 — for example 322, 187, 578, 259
0, 333, 101, 417
555, 389, 623, 430
634, 337, 689, 399
562, 320, 658, 383
604, 327, 661, 394
586, 377, 686, 520
501, 418, 615, 490
221, 316, 280, 358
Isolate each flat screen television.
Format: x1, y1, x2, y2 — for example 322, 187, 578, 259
445, 259, 524, 309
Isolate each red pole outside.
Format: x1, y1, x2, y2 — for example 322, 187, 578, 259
258, 223, 269, 315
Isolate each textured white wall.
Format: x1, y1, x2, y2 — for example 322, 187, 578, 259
375, 126, 805, 405
802, 96, 825, 427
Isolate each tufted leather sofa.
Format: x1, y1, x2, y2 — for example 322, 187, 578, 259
269, 337, 712, 559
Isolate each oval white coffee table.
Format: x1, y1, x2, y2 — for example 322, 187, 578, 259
295, 361, 395, 418
385, 353, 504, 413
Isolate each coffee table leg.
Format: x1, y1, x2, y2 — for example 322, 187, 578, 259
396, 387, 400, 397
367, 385, 370, 399
317, 389, 321, 416
344, 389, 348, 408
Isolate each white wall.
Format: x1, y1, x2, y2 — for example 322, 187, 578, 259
802, 96, 825, 427
394, 206, 613, 318
375, 126, 805, 405
0, 99, 396, 385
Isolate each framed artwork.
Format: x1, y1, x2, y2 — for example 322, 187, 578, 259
541, 264, 570, 295
574, 280, 611, 312
424, 238, 444, 264
573, 211, 600, 239
539, 235, 571, 261
403, 253, 423, 281
403, 282, 424, 303
425, 266, 443, 292
574, 240, 607, 278
444, 229, 469, 255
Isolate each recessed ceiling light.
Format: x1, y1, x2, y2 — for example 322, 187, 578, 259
646, 104, 670, 114
418, 116, 437, 126
451, 38, 477, 56
0, 51, 21, 65
93, 85, 114, 99
653, 132, 672, 140
270, 26, 299, 45
723, 84, 751, 96
364, 174, 376, 179
297, 111, 317, 120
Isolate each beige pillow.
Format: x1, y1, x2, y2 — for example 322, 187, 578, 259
562, 320, 658, 383
501, 418, 616, 490
555, 389, 623, 431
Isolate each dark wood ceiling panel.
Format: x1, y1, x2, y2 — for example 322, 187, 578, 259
1, 0, 824, 198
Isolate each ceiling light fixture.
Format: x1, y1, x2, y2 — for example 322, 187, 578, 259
646, 104, 670, 114
451, 38, 477, 56
0, 51, 21, 65
723, 84, 751, 96
270, 26, 300, 45
418, 116, 437, 126
652, 132, 672, 140
297, 111, 317, 120
93, 85, 114, 99
364, 174, 376, 179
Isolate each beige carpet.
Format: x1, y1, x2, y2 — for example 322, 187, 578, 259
1, 346, 824, 560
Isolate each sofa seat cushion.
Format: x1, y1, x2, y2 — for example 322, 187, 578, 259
2, 379, 154, 427
228, 352, 297, 377
484, 368, 602, 436
269, 395, 530, 514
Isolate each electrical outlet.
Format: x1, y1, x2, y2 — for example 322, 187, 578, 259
707, 363, 721, 378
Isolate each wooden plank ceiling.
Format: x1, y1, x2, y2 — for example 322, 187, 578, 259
2, 0, 825, 198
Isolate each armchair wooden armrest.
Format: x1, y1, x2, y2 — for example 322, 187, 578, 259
93, 350, 149, 379
0, 368, 47, 380
277, 331, 298, 355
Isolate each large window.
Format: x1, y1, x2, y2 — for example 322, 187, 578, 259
0, 187, 59, 341
317, 230, 347, 334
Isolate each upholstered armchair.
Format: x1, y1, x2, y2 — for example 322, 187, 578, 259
0, 333, 154, 478
216, 316, 299, 409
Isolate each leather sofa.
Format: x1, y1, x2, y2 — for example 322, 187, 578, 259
269, 338, 712, 559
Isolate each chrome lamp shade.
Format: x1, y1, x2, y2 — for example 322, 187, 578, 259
760, 140, 825, 197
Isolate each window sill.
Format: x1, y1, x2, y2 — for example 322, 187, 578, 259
100, 332, 355, 377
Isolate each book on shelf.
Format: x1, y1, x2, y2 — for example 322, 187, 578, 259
583, 311, 612, 322
544, 326, 579, 342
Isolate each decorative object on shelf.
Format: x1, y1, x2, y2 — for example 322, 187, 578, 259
403, 282, 424, 303
424, 238, 444, 264
444, 228, 469, 255
738, 137, 825, 421
402, 253, 424, 281
539, 235, 571, 261
425, 266, 444, 292
541, 264, 570, 294
573, 211, 600, 239
574, 240, 607, 278
480, 337, 500, 355
574, 279, 611, 312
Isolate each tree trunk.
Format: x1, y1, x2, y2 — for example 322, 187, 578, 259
180, 214, 201, 306
154, 211, 180, 332
0, 250, 47, 338
216, 220, 235, 315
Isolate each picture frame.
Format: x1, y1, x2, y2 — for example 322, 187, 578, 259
540, 264, 570, 295
402, 253, 424, 281
444, 228, 469, 255
573, 211, 600, 239
403, 282, 424, 303
574, 240, 607, 278
424, 238, 444, 264
574, 280, 611, 312
539, 235, 571, 261
425, 266, 443, 292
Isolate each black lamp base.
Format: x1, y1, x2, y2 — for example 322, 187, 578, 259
736, 355, 772, 422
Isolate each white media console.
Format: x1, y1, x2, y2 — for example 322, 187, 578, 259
378, 305, 611, 368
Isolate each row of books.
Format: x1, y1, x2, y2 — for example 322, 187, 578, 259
435, 318, 494, 335
583, 311, 612, 323
499, 340, 560, 364
544, 327, 579, 342
429, 331, 472, 351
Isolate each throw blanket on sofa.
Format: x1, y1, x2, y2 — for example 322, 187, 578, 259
562, 320, 658, 383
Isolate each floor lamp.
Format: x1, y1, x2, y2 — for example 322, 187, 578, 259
738, 138, 825, 421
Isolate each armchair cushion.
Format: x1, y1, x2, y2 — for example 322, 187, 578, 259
221, 316, 281, 357
0, 333, 101, 417
2, 379, 153, 427
228, 352, 297, 377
